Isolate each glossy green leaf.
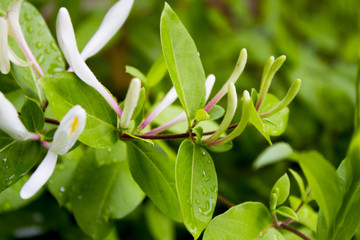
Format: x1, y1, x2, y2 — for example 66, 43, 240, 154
69, 149, 144, 239
289, 151, 342, 229
20, 97, 44, 132
95, 140, 127, 166
208, 105, 225, 120
126, 141, 182, 222
0, 130, 45, 192
203, 202, 274, 240
253, 142, 293, 169
0, 74, 19, 93
160, 3, 206, 123
176, 140, 217, 239
249, 96, 271, 144
125, 66, 147, 86
258, 94, 289, 136
276, 206, 298, 220
40, 72, 118, 148
195, 109, 210, 122
147, 54, 167, 87
145, 202, 175, 240
289, 196, 317, 231
205, 141, 233, 153
271, 173, 290, 209
48, 146, 85, 206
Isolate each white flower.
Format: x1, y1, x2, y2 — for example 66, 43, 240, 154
20, 105, 86, 199
0, 16, 30, 74
56, 7, 124, 118
0, 92, 39, 141
6, 0, 43, 76
120, 78, 141, 129
81, 0, 134, 61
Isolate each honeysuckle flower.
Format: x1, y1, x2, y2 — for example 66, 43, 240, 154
0, 92, 40, 141
80, 0, 134, 61
144, 75, 216, 135
20, 105, 86, 199
56, 8, 123, 118
6, 0, 44, 76
0, 16, 30, 74
120, 78, 141, 129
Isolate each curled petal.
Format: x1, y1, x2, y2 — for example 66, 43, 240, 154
56, 8, 122, 117
205, 74, 215, 100
50, 105, 86, 155
8, 47, 30, 67
0, 92, 35, 141
120, 78, 141, 129
20, 151, 58, 199
7, 0, 44, 76
0, 17, 10, 74
81, 0, 134, 61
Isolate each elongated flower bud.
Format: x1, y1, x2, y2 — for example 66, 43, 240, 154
120, 78, 141, 129
56, 8, 122, 118
0, 17, 10, 74
81, 0, 134, 61
0, 92, 39, 141
20, 105, 86, 199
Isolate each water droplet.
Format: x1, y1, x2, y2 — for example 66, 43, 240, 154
5, 174, 15, 185
107, 147, 112, 152
198, 200, 214, 216
202, 151, 206, 156
36, 54, 44, 64
200, 184, 208, 196
5, 165, 9, 169
195, 199, 200, 205
36, 42, 43, 49
27, 26, 34, 33
33, 11, 40, 16
56, 56, 62, 62
44, 48, 51, 54
24, 13, 32, 21
60, 187, 65, 192
48, 63, 64, 74
210, 184, 217, 193
2, 158, 7, 163
77, 195, 83, 200
201, 170, 210, 182
50, 41, 58, 50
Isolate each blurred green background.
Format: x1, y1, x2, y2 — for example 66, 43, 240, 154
1, 0, 360, 239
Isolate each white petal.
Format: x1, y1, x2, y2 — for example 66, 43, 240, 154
0, 92, 31, 141
20, 151, 58, 199
50, 105, 86, 155
7, 0, 43, 76
56, 8, 122, 117
81, 0, 134, 61
0, 17, 10, 74
205, 74, 216, 101
120, 78, 141, 128
8, 47, 30, 67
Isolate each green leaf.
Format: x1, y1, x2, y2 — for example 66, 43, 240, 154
203, 202, 274, 240
276, 206, 298, 220
20, 97, 44, 132
289, 151, 342, 229
95, 140, 127, 166
40, 72, 118, 148
0, 130, 45, 192
249, 99, 271, 144
48, 146, 85, 206
160, 3, 206, 123
8, 1, 65, 100
289, 169, 306, 200
0, 176, 34, 213
195, 109, 210, 123
208, 105, 225, 120
69, 149, 144, 239
126, 141, 182, 222
253, 142, 293, 169
204, 141, 233, 153
146, 54, 167, 87
125, 66, 147, 86
144, 202, 175, 240
258, 94, 289, 136
176, 140, 217, 239
289, 196, 317, 231
270, 173, 290, 209
0, 74, 19, 93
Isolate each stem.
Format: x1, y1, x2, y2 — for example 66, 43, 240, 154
45, 117, 60, 125
279, 224, 312, 240
217, 194, 235, 208
282, 201, 304, 225
122, 124, 238, 140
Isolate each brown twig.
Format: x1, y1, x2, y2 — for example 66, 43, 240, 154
217, 194, 235, 208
